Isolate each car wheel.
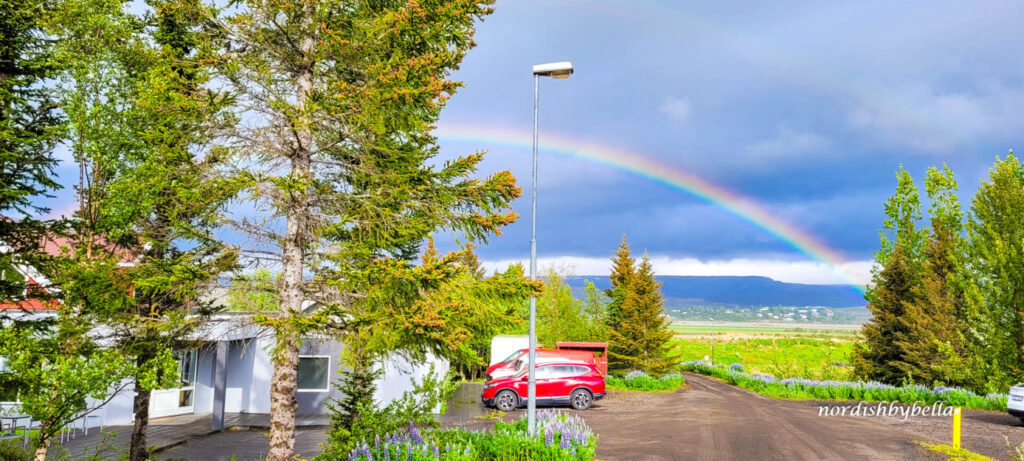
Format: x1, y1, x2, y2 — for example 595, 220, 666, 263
494, 390, 518, 412
570, 389, 593, 410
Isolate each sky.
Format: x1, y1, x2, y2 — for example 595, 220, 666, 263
427, 0, 1024, 285
35, 0, 1024, 287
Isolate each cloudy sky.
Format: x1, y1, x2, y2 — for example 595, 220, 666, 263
36, 0, 1024, 286
427, 0, 1024, 285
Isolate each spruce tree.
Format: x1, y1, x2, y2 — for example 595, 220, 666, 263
854, 167, 924, 384
608, 252, 677, 376
854, 243, 916, 383
0, 0, 62, 298
895, 165, 974, 387
210, 2, 531, 457
605, 234, 636, 331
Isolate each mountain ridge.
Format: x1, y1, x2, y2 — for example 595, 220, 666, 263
563, 275, 866, 308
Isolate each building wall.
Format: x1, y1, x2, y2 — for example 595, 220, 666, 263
82, 335, 451, 425
297, 337, 344, 415
225, 338, 257, 413
193, 344, 216, 414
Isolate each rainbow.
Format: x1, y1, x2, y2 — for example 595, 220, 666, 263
435, 124, 867, 294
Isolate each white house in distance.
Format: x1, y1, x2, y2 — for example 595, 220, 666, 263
0, 240, 448, 430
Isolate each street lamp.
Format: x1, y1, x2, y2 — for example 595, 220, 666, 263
528, 60, 573, 436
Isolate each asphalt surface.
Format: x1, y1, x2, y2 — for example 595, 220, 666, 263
565, 373, 942, 460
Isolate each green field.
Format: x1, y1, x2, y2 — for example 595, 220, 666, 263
671, 324, 860, 381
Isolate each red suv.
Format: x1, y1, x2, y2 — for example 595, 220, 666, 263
481, 362, 605, 411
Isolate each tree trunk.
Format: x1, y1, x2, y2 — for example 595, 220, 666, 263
268, 335, 300, 460
32, 422, 51, 461
266, 10, 314, 459
129, 352, 154, 461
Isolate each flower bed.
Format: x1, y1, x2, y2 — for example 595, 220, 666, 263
681, 361, 1008, 411
341, 410, 596, 460
606, 372, 685, 392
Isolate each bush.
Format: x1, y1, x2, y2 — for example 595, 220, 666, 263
0, 439, 31, 461
606, 373, 684, 392
327, 410, 596, 461
728, 363, 744, 373
681, 361, 1008, 411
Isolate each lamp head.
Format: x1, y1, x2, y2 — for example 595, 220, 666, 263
532, 61, 574, 79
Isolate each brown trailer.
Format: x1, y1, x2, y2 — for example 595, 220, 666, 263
555, 341, 609, 376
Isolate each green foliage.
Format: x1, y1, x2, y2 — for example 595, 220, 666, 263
895, 165, 976, 388
0, 439, 31, 461
527, 267, 607, 348
0, 316, 133, 455
672, 337, 856, 381
225, 269, 280, 312
855, 168, 924, 385
324, 364, 456, 457
682, 362, 1007, 412
606, 374, 684, 392
0, 0, 63, 220
607, 251, 677, 376
323, 412, 596, 461
603, 235, 635, 331
966, 153, 1024, 389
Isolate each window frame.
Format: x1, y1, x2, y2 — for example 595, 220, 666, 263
296, 355, 331, 393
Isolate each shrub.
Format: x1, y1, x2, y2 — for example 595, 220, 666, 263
728, 363, 744, 373
681, 361, 1008, 411
606, 373, 684, 392
327, 410, 596, 461
0, 439, 31, 461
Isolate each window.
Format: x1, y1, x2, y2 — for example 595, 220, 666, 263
298, 356, 330, 391
534, 366, 555, 379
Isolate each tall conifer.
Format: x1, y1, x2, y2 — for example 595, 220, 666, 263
608, 252, 676, 376
605, 234, 635, 331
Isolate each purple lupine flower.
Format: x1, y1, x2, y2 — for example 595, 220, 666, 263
464, 445, 471, 455
433, 444, 439, 458
395, 445, 401, 461
375, 435, 381, 448
384, 446, 391, 461
408, 423, 424, 445
407, 444, 413, 461
545, 428, 554, 446
572, 446, 577, 458
560, 432, 571, 449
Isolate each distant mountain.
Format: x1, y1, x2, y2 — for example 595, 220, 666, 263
564, 275, 866, 308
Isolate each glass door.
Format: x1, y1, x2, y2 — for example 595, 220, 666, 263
150, 350, 198, 418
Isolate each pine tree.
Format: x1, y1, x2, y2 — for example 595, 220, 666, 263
210, 2, 521, 457
854, 167, 924, 384
604, 234, 635, 331
895, 165, 974, 387
854, 243, 916, 384
0, 0, 62, 300
608, 252, 676, 376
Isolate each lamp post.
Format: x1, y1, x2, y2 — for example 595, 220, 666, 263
528, 61, 573, 436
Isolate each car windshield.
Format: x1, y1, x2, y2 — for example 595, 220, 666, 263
498, 350, 524, 364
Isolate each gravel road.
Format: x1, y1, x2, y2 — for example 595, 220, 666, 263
554, 373, 1024, 460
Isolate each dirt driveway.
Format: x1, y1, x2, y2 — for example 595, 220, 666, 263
549, 373, 1024, 460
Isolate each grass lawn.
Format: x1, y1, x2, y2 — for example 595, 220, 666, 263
671, 325, 859, 381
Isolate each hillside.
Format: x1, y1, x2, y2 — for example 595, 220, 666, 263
565, 275, 866, 309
